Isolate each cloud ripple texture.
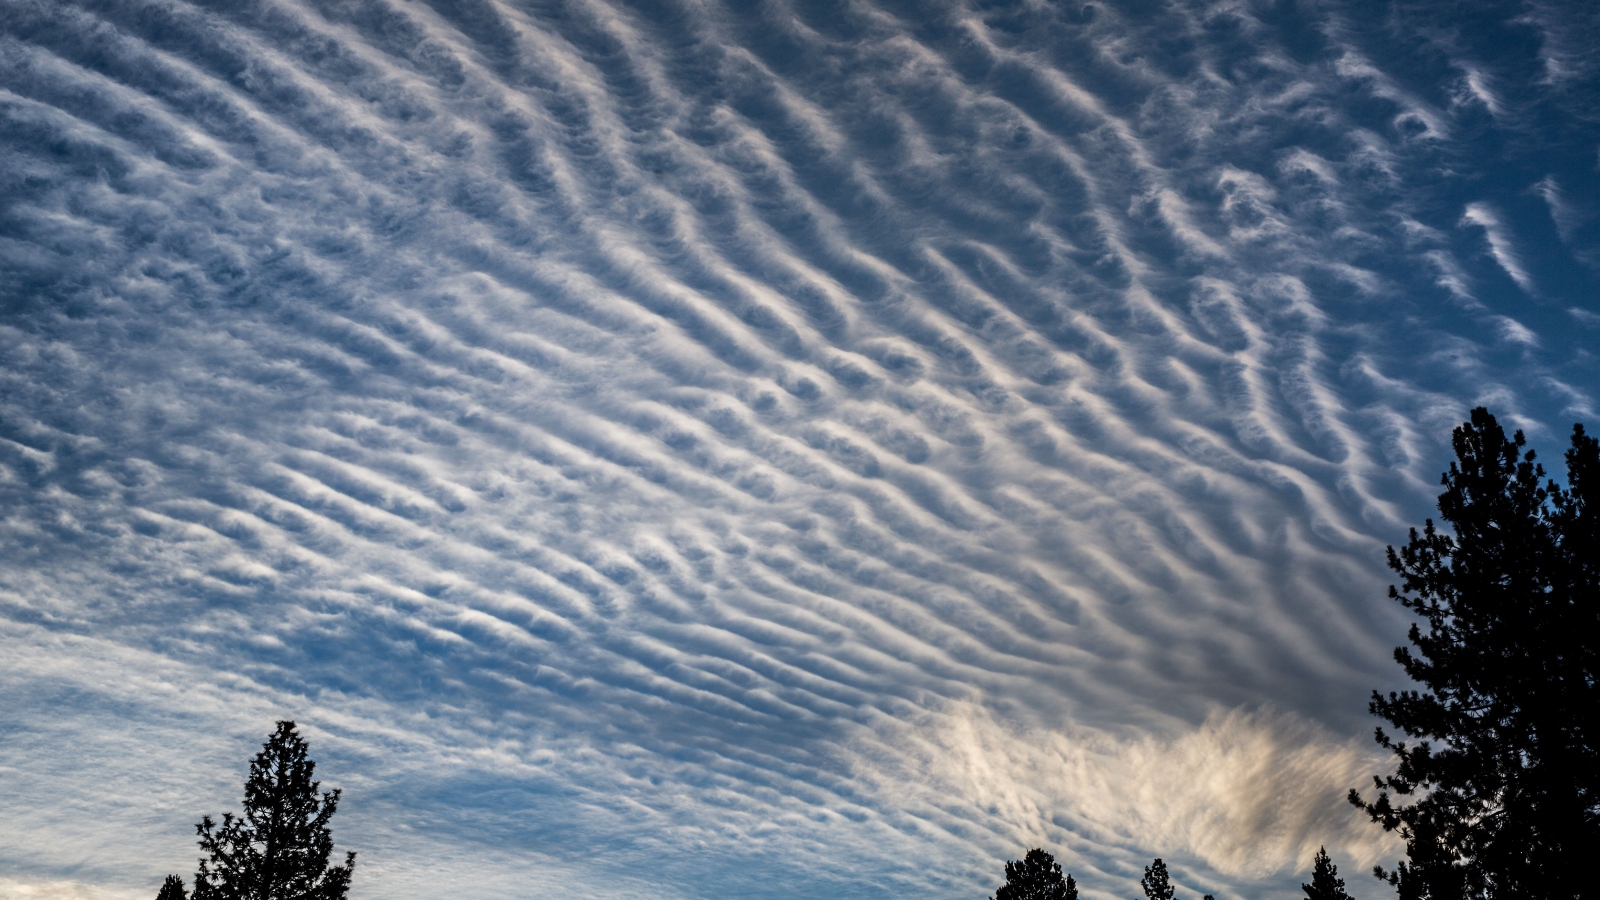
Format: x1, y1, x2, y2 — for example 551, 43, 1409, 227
0, 0, 1595, 897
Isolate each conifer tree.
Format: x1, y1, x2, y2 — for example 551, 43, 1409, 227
192, 721, 355, 900
1142, 858, 1175, 900
155, 875, 188, 900
991, 848, 1078, 900
1301, 847, 1350, 900
1350, 409, 1599, 899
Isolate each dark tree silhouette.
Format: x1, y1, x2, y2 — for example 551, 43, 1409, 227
155, 875, 188, 900
192, 721, 355, 900
1350, 408, 1598, 900
991, 848, 1078, 900
1142, 858, 1175, 900
1302, 847, 1351, 900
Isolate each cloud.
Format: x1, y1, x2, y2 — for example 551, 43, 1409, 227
847, 701, 1399, 880
1461, 203, 1535, 294
0, 619, 1394, 900
1454, 68, 1504, 117
0, 881, 145, 900
0, 0, 1593, 898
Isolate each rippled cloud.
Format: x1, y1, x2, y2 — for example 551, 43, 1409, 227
1, 0, 1595, 898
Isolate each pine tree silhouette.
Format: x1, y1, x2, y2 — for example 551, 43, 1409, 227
1141, 858, 1175, 900
1350, 410, 1599, 899
1301, 847, 1350, 900
991, 848, 1078, 900
192, 721, 355, 900
155, 875, 188, 900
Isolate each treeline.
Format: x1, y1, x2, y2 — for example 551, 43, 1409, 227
986, 847, 1349, 900
151, 410, 1597, 899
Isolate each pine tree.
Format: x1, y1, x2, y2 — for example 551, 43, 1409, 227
192, 721, 355, 900
155, 875, 188, 900
1301, 847, 1350, 900
1349, 409, 1599, 899
1142, 858, 1175, 900
991, 848, 1078, 900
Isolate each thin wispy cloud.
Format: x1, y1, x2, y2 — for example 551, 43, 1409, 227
1462, 202, 1535, 294
0, 0, 1594, 898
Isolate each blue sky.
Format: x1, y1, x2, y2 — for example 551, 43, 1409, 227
0, 0, 1595, 898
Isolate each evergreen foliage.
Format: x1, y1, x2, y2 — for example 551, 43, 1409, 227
192, 721, 356, 900
991, 848, 1078, 900
155, 875, 188, 900
1350, 408, 1599, 899
1301, 847, 1350, 900
1141, 858, 1175, 900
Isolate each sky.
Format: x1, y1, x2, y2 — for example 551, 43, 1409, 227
0, 0, 1596, 898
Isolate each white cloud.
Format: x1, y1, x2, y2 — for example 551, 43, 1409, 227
0, 881, 145, 900
1455, 68, 1504, 117
1462, 202, 1536, 293
849, 701, 1399, 880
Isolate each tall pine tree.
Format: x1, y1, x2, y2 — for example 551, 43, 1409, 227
192, 721, 355, 900
155, 875, 188, 900
1142, 859, 1175, 900
1350, 409, 1599, 899
1301, 847, 1351, 900
991, 848, 1078, 900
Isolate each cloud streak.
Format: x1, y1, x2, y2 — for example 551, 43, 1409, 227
1462, 203, 1534, 294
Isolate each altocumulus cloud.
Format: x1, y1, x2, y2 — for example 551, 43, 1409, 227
0, 0, 1595, 898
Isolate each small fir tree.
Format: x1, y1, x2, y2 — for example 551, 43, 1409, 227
192, 721, 355, 900
1301, 847, 1351, 900
155, 875, 188, 900
1142, 858, 1175, 900
991, 848, 1078, 900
